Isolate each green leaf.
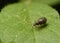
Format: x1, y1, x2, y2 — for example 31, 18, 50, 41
0, 2, 60, 43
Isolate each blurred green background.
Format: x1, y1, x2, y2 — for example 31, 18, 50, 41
0, 0, 60, 14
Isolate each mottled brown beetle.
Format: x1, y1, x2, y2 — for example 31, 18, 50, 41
34, 17, 47, 26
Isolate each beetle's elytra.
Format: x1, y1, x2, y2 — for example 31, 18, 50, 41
34, 17, 47, 26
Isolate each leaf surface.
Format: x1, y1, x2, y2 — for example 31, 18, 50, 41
0, 2, 60, 43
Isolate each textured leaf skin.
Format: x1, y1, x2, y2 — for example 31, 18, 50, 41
0, 2, 60, 43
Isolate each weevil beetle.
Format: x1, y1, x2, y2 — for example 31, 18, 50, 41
34, 17, 47, 26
